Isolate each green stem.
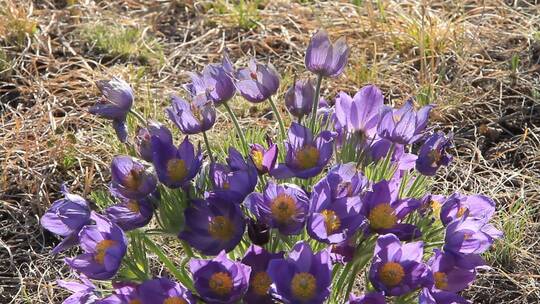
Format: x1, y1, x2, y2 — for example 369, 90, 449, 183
223, 102, 248, 154
268, 96, 287, 139
143, 235, 192, 289
309, 74, 324, 131
129, 108, 147, 125
202, 131, 215, 163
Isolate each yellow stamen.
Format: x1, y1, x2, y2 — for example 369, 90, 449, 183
209, 272, 233, 296
124, 169, 142, 190
95, 240, 117, 264
126, 200, 140, 213
295, 146, 319, 169
167, 158, 188, 183
128, 300, 142, 304
431, 200, 442, 217
251, 150, 264, 171
270, 194, 297, 223
291, 272, 316, 301
164, 297, 187, 304
434, 271, 448, 290
456, 206, 467, 218
379, 262, 405, 287
251, 271, 272, 296
368, 204, 397, 230
428, 150, 442, 166
208, 216, 235, 241
321, 209, 341, 234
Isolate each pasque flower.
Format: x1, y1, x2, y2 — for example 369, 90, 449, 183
57, 274, 99, 304
138, 277, 196, 304
135, 121, 173, 162
419, 288, 470, 304
235, 58, 280, 103
249, 140, 278, 175
104, 196, 154, 231
320, 163, 367, 199
271, 122, 335, 179
65, 213, 127, 280
425, 249, 482, 295
190, 251, 251, 304
416, 131, 453, 176
377, 100, 433, 145
439, 194, 496, 227
444, 217, 502, 255
179, 193, 246, 255
245, 182, 309, 235
167, 94, 216, 134
41, 184, 91, 254
368, 234, 431, 296
241, 245, 284, 304
305, 29, 349, 78
89, 77, 134, 143
268, 241, 332, 304
285, 79, 315, 118
335, 85, 384, 136
152, 136, 202, 189
110, 156, 157, 200
347, 292, 386, 304
98, 281, 142, 304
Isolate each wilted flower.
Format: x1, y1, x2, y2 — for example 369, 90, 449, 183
369, 234, 431, 296
241, 245, 284, 304
330, 238, 356, 264
347, 292, 386, 304
89, 77, 134, 143
190, 251, 251, 304
285, 79, 314, 118
416, 131, 453, 176
167, 94, 216, 134
40, 184, 91, 254
138, 277, 196, 304
245, 182, 309, 235
377, 100, 433, 145
249, 141, 278, 175
439, 194, 496, 227
152, 136, 202, 189
444, 217, 502, 256
235, 58, 280, 103
65, 213, 127, 280
110, 156, 157, 200
271, 122, 335, 179
335, 85, 384, 136
134, 121, 173, 162
179, 193, 246, 255
104, 196, 154, 231
57, 274, 99, 304
268, 241, 332, 304
305, 29, 349, 78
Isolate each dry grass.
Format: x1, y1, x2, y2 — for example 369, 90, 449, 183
0, 0, 539, 303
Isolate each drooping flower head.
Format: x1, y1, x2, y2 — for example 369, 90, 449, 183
179, 193, 246, 255
305, 29, 349, 78
235, 58, 280, 103
41, 184, 91, 254
285, 79, 315, 118
361, 179, 422, 241
268, 241, 332, 304
241, 245, 284, 304
249, 140, 278, 175
167, 94, 216, 134
190, 251, 251, 304
135, 121, 173, 162
368, 234, 431, 296
210, 147, 258, 203
377, 100, 433, 145
138, 277, 196, 304
89, 77, 134, 142
347, 292, 386, 304
335, 85, 384, 137
65, 213, 127, 280
57, 274, 99, 304
271, 122, 335, 179
110, 156, 157, 200
439, 194, 496, 227
416, 131, 453, 176
444, 217, 502, 256
104, 196, 154, 231
246, 182, 309, 235
152, 136, 202, 189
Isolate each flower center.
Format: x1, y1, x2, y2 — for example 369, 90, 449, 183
434, 271, 448, 290
270, 194, 297, 223
456, 206, 467, 218
208, 216, 235, 241
428, 150, 442, 166
164, 297, 187, 304
167, 158, 188, 183
190, 103, 203, 121
129, 300, 142, 304
291, 272, 316, 301
368, 203, 397, 230
430, 199, 442, 216
209, 272, 233, 296
295, 145, 320, 170
321, 209, 341, 234
379, 262, 405, 287
126, 200, 140, 213
251, 150, 264, 171
250, 71, 258, 80
251, 271, 272, 296
124, 169, 142, 190
95, 239, 117, 264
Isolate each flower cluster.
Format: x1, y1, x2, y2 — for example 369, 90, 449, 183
43, 30, 502, 304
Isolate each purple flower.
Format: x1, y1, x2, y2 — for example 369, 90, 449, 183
377, 100, 433, 145
305, 29, 349, 78
416, 131, 453, 176
57, 274, 99, 304
241, 245, 284, 304
89, 77, 134, 143
368, 234, 431, 296
138, 277, 196, 304
347, 292, 386, 304
41, 184, 91, 254
426, 250, 479, 294
179, 193, 246, 255
271, 122, 335, 179
98, 282, 141, 304
245, 182, 309, 235
135, 121, 173, 162
104, 196, 154, 231
307, 169, 366, 244
167, 94, 216, 134
65, 213, 127, 280
268, 241, 332, 304
440, 194, 496, 227
249, 141, 278, 175
320, 163, 367, 199
210, 147, 258, 203
235, 58, 280, 103
335, 85, 384, 136
285, 79, 314, 118
419, 288, 470, 304
361, 180, 422, 241
190, 251, 251, 304
152, 136, 203, 189
110, 156, 157, 200
330, 238, 356, 264
444, 217, 502, 255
